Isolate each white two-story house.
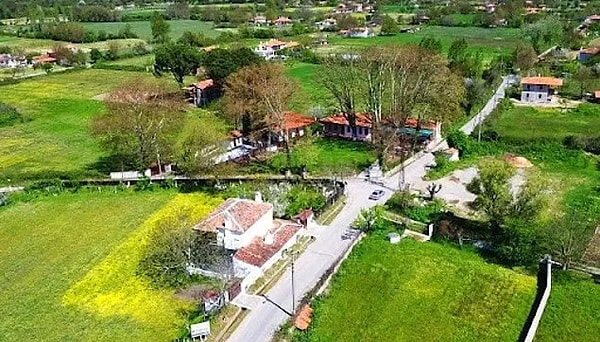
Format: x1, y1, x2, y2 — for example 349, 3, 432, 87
520, 76, 563, 103
194, 194, 305, 291
254, 39, 299, 60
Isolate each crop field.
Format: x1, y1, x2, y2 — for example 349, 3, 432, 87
536, 272, 600, 341
325, 26, 521, 61
0, 190, 221, 341
305, 238, 536, 341
81, 20, 230, 40
0, 36, 146, 53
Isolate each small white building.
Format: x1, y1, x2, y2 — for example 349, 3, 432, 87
340, 27, 375, 38
251, 15, 268, 26
316, 18, 337, 30
0, 54, 27, 68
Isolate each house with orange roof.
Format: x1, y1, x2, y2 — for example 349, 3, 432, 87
520, 76, 563, 103
254, 39, 299, 60
321, 113, 374, 141
578, 47, 600, 62
279, 112, 316, 141
183, 79, 216, 107
193, 193, 305, 291
273, 16, 293, 26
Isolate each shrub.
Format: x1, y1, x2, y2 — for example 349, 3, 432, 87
447, 129, 471, 156
0, 101, 23, 127
285, 185, 326, 218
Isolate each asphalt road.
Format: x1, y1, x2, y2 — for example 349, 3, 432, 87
226, 76, 515, 342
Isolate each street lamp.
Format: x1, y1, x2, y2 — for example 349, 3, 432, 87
284, 249, 298, 318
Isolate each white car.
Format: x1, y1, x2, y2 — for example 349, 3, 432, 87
368, 190, 385, 200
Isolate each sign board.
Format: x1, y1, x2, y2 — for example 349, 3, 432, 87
190, 321, 211, 340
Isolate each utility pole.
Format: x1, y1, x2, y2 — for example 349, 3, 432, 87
290, 251, 296, 318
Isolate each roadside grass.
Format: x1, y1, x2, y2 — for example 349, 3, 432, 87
316, 195, 347, 225
0, 69, 158, 184
0, 190, 175, 341
303, 238, 535, 341
325, 26, 521, 61
536, 271, 600, 341
81, 20, 229, 40
264, 138, 376, 175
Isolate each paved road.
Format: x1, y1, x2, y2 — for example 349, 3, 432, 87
226, 76, 515, 342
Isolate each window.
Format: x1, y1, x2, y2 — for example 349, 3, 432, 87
358, 127, 362, 135
346, 126, 351, 133
538, 94, 542, 99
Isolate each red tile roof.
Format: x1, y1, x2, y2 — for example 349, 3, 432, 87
196, 79, 214, 90
404, 118, 438, 130
581, 47, 600, 55
283, 112, 316, 131
588, 15, 600, 21
233, 219, 302, 267
33, 55, 56, 64
521, 77, 563, 87
194, 198, 273, 233
320, 113, 373, 128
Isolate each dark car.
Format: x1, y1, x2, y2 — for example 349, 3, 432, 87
368, 190, 385, 200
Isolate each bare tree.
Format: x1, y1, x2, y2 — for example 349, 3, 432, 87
320, 54, 364, 138
224, 63, 297, 168
426, 183, 442, 200
92, 78, 186, 170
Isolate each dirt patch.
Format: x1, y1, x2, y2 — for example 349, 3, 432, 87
504, 154, 533, 168
92, 93, 109, 101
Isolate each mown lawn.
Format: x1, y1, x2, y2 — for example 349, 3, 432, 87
81, 20, 229, 40
105, 54, 155, 66
490, 104, 600, 142
266, 138, 376, 175
305, 238, 536, 341
536, 272, 600, 341
326, 26, 521, 61
0, 190, 222, 341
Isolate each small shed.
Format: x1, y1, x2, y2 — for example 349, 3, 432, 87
190, 321, 211, 341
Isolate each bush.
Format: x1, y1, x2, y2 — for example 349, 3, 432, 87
285, 185, 326, 218
447, 129, 471, 156
0, 101, 24, 127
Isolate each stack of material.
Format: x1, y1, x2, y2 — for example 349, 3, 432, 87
504, 154, 533, 168
294, 305, 314, 330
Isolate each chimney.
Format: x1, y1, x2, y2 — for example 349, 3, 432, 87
264, 232, 274, 245
254, 191, 263, 203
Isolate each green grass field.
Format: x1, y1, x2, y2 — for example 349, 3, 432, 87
266, 138, 376, 175
325, 26, 521, 61
0, 69, 155, 183
0, 190, 222, 341
81, 20, 230, 40
285, 62, 334, 112
536, 272, 600, 341
0, 190, 174, 341
105, 54, 155, 66
490, 104, 600, 142
306, 238, 536, 341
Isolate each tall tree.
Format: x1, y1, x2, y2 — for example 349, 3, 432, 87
511, 42, 537, 72
177, 120, 226, 176
320, 54, 364, 138
223, 63, 297, 166
200, 48, 262, 88
92, 78, 186, 170
380, 14, 398, 35
154, 42, 202, 86
150, 11, 171, 44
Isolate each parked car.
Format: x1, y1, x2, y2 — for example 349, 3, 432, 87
368, 190, 385, 200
